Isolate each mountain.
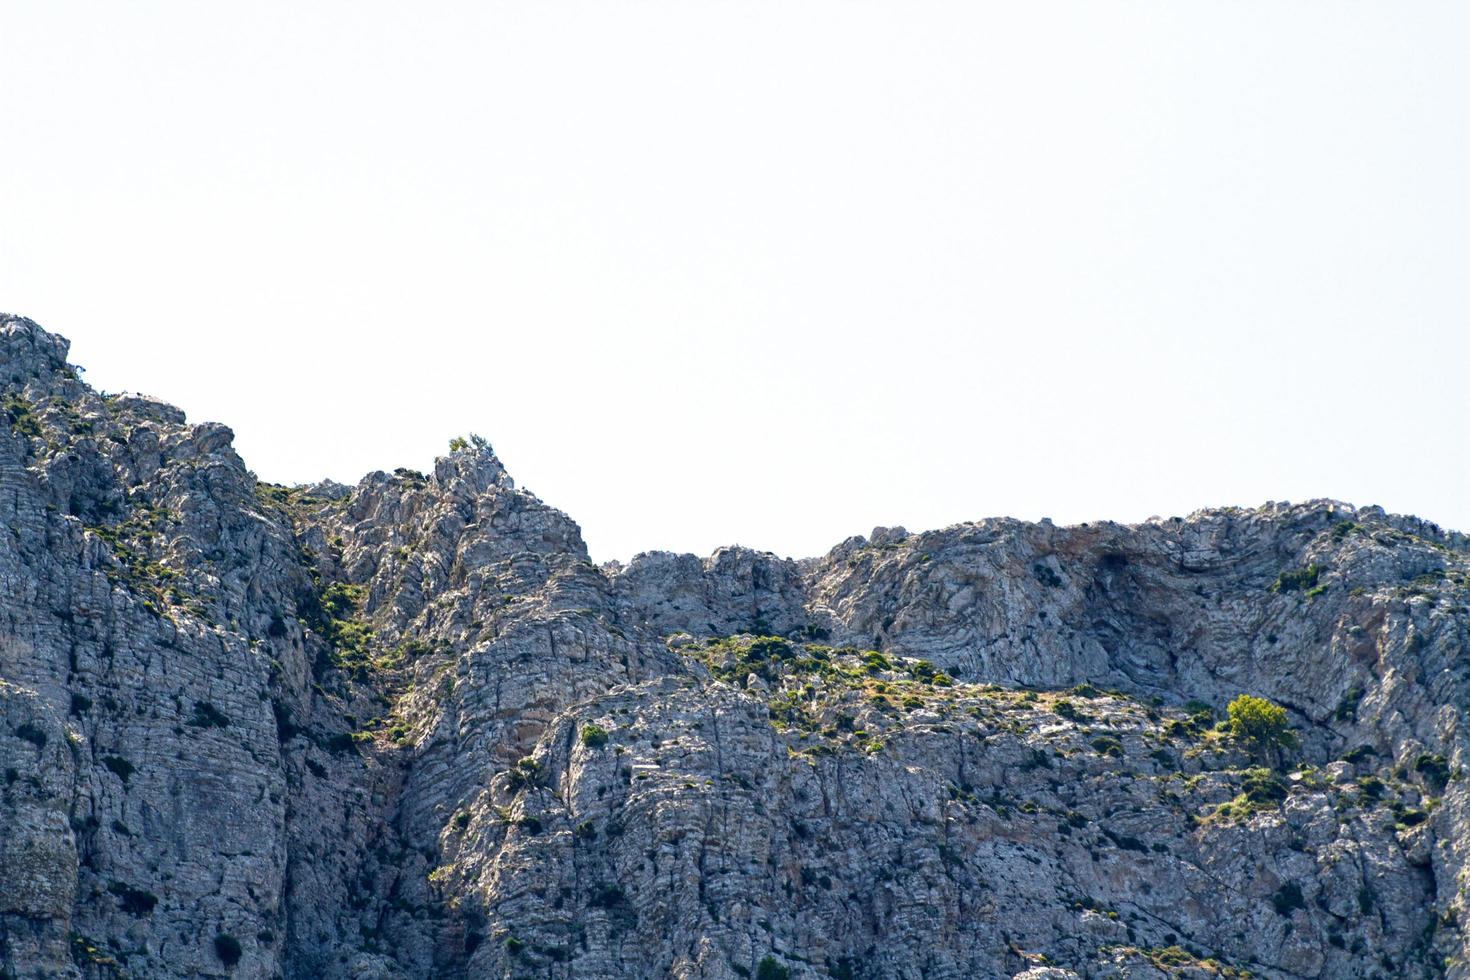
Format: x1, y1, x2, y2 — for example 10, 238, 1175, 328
1, 313, 1467, 979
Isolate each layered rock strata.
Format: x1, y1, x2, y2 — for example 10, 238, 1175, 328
2, 314, 1467, 979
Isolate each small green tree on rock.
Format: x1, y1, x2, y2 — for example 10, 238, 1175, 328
448, 433, 492, 453
1228, 694, 1297, 766
755, 957, 791, 980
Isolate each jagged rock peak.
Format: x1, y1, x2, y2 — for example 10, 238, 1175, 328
433, 437, 513, 495
1, 313, 73, 383
3, 314, 1470, 980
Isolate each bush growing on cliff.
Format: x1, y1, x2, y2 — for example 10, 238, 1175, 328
755, 956, 790, 980
1415, 753, 1451, 792
507, 756, 542, 791
1228, 694, 1297, 765
448, 433, 490, 453
302, 581, 375, 677
1240, 767, 1288, 805
102, 755, 135, 783
581, 723, 610, 749
1211, 766, 1290, 823
1184, 700, 1214, 721
1271, 564, 1323, 594
1228, 695, 1292, 744
3, 396, 41, 437
1334, 685, 1364, 722
109, 882, 158, 917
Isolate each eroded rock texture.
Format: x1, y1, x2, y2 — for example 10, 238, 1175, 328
1, 313, 1468, 979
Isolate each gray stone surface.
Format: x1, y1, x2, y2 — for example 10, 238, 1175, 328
2, 313, 1468, 978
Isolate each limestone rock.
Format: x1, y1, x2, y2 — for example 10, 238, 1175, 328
2, 313, 1468, 979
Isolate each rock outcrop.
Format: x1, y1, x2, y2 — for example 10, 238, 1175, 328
1, 313, 1467, 979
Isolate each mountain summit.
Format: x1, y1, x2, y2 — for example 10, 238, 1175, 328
2, 314, 1467, 978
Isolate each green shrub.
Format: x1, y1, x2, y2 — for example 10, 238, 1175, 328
448, 433, 490, 453
302, 581, 376, 676
1211, 767, 1290, 823
1153, 946, 1194, 966
1032, 562, 1063, 588
319, 582, 363, 620
1415, 753, 1451, 792
1184, 699, 1215, 721
755, 956, 790, 980
1240, 767, 1288, 805
1272, 564, 1324, 594
1357, 775, 1386, 800
506, 757, 541, 791
581, 723, 609, 749
109, 882, 158, 917
1395, 807, 1428, 829
749, 636, 794, 660
1227, 695, 1296, 760
102, 756, 135, 783
3, 396, 41, 437
1334, 686, 1363, 722
908, 660, 952, 685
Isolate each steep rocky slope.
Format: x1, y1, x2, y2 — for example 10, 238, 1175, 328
1, 313, 1467, 980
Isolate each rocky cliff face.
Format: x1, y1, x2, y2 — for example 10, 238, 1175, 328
1, 313, 1467, 980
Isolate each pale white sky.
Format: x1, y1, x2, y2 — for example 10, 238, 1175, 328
2, 2, 1466, 561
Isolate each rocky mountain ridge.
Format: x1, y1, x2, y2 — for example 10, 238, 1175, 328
1, 314, 1468, 979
